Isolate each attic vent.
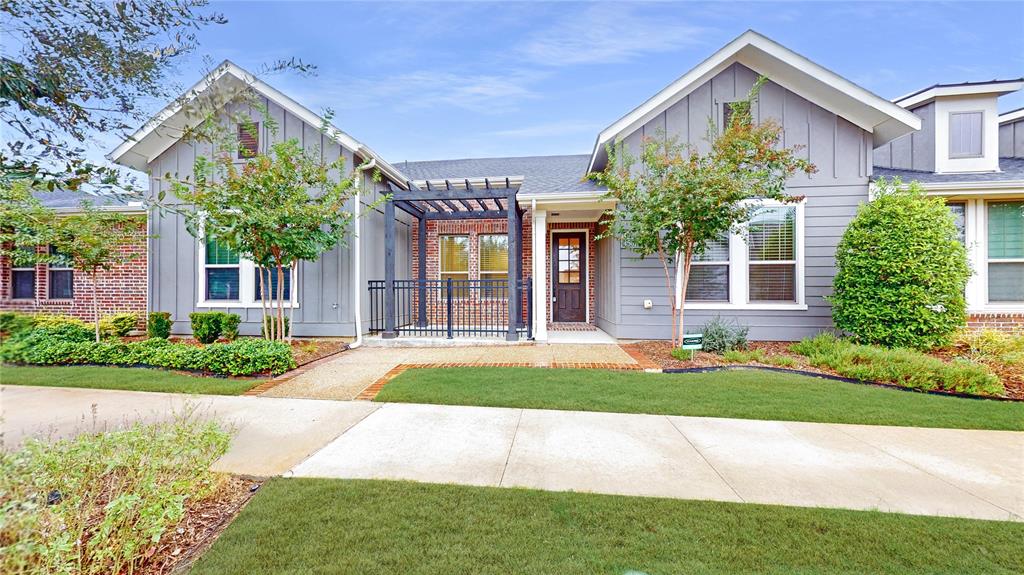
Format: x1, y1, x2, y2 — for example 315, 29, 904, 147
237, 122, 259, 159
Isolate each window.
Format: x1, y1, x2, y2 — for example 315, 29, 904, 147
987, 201, 1024, 303
254, 267, 292, 301
10, 247, 35, 299
479, 235, 509, 297
48, 246, 73, 299
948, 202, 967, 244
722, 102, 739, 130
748, 206, 797, 302
687, 234, 729, 301
237, 121, 259, 159
440, 235, 469, 296
949, 112, 983, 158
204, 238, 240, 300
556, 236, 582, 284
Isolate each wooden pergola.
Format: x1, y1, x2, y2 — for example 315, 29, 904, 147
382, 178, 524, 340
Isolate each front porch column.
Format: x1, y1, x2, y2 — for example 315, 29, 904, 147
506, 189, 520, 341
382, 198, 397, 339
532, 209, 548, 341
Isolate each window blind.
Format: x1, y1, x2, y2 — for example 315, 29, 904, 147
988, 201, 1024, 302
748, 206, 796, 302
688, 233, 729, 301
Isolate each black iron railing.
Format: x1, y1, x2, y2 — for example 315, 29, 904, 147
368, 278, 532, 339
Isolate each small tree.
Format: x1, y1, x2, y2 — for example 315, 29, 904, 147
49, 204, 143, 342
592, 78, 814, 346
171, 138, 367, 341
831, 177, 970, 349
0, 181, 56, 270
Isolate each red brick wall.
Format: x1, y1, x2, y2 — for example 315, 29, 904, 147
967, 313, 1024, 333
0, 217, 147, 324
408, 213, 599, 327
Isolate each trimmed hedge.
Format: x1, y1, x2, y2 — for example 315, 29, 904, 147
1, 329, 295, 376
148, 312, 172, 339
791, 333, 1003, 397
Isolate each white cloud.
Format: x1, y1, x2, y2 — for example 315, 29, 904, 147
518, 4, 712, 66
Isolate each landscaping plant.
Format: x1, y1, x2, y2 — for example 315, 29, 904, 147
791, 333, 1002, 396
831, 178, 970, 349
0, 416, 231, 575
699, 316, 749, 354
592, 76, 814, 347
221, 313, 242, 341
147, 312, 173, 339
190, 311, 226, 344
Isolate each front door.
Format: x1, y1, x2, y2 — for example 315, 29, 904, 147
552, 232, 586, 322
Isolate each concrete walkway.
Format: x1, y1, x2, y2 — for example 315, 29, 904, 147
4, 385, 1021, 522
260, 344, 636, 400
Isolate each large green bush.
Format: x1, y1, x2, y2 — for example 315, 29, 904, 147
831, 179, 970, 349
791, 333, 1002, 397
147, 311, 172, 339
190, 311, 224, 344
1, 329, 295, 376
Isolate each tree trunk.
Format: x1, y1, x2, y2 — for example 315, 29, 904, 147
655, 236, 678, 347
287, 261, 297, 343
276, 263, 285, 341
258, 266, 269, 339
677, 243, 693, 345
91, 270, 100, 342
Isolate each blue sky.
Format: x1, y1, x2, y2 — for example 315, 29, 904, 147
124, 1, 1024, 164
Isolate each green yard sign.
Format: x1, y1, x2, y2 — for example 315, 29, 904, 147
681, 334, 703, 350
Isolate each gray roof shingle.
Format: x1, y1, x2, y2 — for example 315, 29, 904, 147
872, 157, 1024, 184
32, 190, 140, 210
394, 154, 603, 195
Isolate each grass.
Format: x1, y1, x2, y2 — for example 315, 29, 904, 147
375, 367, 1024, 430
0, 365, 259, 395
191, 478, 1024, 575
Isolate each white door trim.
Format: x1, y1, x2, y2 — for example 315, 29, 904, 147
549, 228, 591, 324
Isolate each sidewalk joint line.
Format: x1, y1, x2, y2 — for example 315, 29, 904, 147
498, 409, 524, 487
665, 416, 745, 503
285, 403, 383, 476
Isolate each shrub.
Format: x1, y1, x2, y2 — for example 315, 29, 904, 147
1, 328, 295, 375
700, 316, 749, 354
830, 178, 970, 350
148, 312, 173, 339
0, 417, 230, 575
103, 312, 139, 336
722, 349, 767, 363
791, 333, 1002, 396
0, 312, 35, 340
31, 313, 89, 330
220, 313, 241, 341
261, 316, 290, 339
190, 312, 225, 344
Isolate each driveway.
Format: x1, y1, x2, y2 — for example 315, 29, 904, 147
4, 385, 1021, 522
260, 343, 636, 400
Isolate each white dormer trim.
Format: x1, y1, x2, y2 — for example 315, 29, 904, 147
999, 107, 1024, 125
587, 30, 921, 174
107, 60, 411, 189
895, 79, 1024, 109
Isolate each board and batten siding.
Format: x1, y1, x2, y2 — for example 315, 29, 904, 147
604, 63, 872, 341
873, 102, 935, 172
146, 95, 410, 337
999, 116, 1024, 158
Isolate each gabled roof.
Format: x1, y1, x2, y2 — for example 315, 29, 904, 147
1000, 106, 1024, 125
107, 61, 409, 187
588, 30, 922, 173
397, 155, 602, 196
894, 79, 1024, 109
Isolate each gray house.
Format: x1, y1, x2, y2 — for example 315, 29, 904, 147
107, 30, 1024, 342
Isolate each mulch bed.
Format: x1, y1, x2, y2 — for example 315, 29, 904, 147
146, 476, 260, 574
932, 345, 1024, 401
290, 338, 348, 367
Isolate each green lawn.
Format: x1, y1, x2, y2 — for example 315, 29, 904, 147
191, 478, 1024, 575
0, 365, 258, 395
375, 367, 1024, 431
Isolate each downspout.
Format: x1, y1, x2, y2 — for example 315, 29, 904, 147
349, 158, 377, 349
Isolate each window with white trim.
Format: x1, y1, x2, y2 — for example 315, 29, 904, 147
987, 200, 1024, 303
204, 238, 240, 300
747, 206, 798, 302
686, 233, 729, 301
48, 245, 73, 299
199, 236, 298, 307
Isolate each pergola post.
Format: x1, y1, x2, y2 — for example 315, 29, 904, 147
516, 207, 524, 328
506, 189, 520, 341
417, 216, 427, 327
382, 198, 397, 339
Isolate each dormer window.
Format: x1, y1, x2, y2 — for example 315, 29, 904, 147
237, 122, 259, 159
949, 111, 983, 158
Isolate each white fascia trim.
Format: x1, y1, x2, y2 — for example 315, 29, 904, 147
686, 303, 809, 311
518, 191, 614, 203
108, 60, 410, 187
895, 81, 1024, 109
919, 181, 1024, 194
587, 30, 920, 173
998, 108, 1024, 125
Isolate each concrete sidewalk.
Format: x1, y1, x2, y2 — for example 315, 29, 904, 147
290, 402, 1024, 522
3, 385, 1021, 522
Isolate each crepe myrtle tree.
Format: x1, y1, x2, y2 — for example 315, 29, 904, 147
171, 138, 377, 341
592, 77, 815, 347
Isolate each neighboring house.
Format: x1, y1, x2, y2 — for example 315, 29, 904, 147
874, 80, 1024, 331
88, 29, 1021, 341
0, 192, 148, 322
